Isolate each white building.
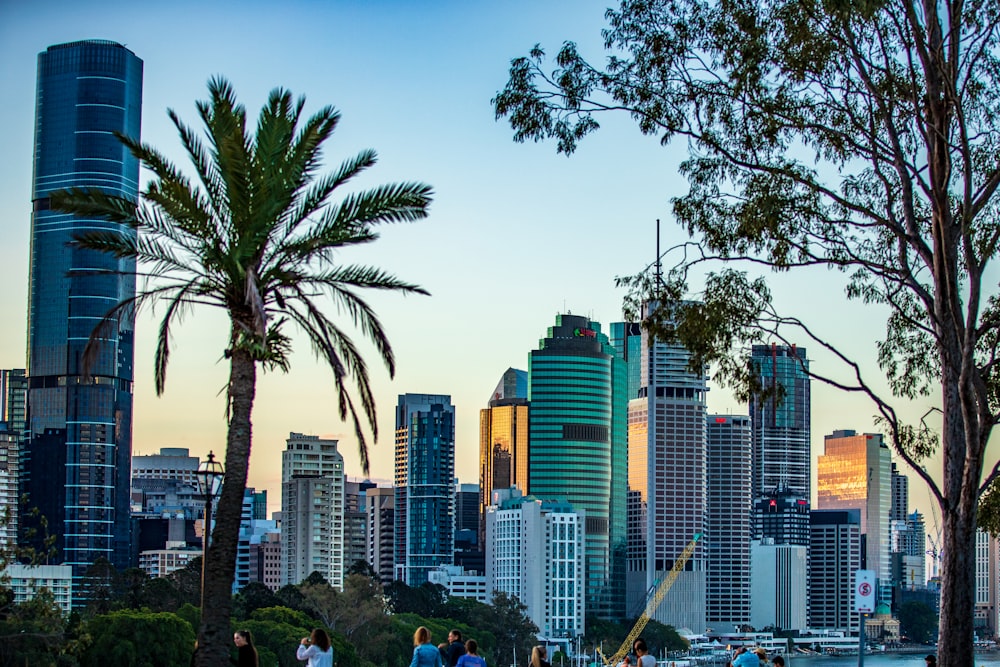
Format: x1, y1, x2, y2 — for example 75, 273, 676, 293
281, 433, 345, 588
3, 564, 73, 614
139, 546, 200, 578
428, 564, 489, 603
486, 488, 585, 638
0, 427, 18, 552
750, 540, 807, 632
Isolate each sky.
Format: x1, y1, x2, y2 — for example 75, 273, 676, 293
0, 0, 964, 524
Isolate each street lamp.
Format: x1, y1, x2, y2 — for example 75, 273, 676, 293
195, 450, 224, 609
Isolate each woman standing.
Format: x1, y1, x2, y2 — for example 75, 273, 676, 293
410, 626, 443, 667
296, 628, 334, 667
530, 645, 551, 667
456, 640, 487, 667
231, 630, 259, 667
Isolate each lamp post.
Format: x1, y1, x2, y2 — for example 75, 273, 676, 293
195, 450, 224, 610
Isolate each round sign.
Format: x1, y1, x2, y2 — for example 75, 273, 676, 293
859, 582, 872, 596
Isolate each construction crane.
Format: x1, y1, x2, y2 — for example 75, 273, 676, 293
597, 533, 703, 667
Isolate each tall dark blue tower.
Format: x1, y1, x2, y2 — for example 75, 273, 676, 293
23, 40, 142, 577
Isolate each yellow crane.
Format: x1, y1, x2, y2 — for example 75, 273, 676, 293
597, 533, 703, 667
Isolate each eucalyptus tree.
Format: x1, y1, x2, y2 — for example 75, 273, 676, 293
494, 0, 1000, 662
52, 77, 431, 667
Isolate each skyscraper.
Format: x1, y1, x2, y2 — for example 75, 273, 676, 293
366, 486, 395, 583
281, 433, 345, 587
808, 509, 861, 633
530, 314, 626, 620
817, 429, 892, 602
23, 41, 142, 575
479, 368, 529, 544
706, 414, 752, 628
394, 393, 455, 585
617, 309, 707, 630
749, 344, 811, 505
0, 369, 26, 552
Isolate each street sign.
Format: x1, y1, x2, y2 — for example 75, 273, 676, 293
855, 569, 876, 613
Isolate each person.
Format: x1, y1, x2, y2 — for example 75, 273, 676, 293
772, 657, 785, 667
411, 626, 444, 667
754, 649, 768, 664
446, 630, 466, 667
732, 647, 759, 667
634, 638, 656, 667
296, 628, 334, 667
926, 656, 937, 667
456, 639, 487, 667
530, 645, 551, 667
232, 629, 259, 667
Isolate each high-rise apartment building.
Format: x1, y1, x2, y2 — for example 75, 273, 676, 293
0, 425, 18, 552
706, 414, 752, 628
891, 462, 909, 522
616, 309, 706, 630
479, 368, 529, 545
366, 486, 395, 582
22, 41, 142, 576
281, 433, 345, 587
394, 394, 455, 585
1, 369, 27, 436
808, 509, 861, 633
486, 488, 585, 641
530, 314, 626, 620
344, 479, 375, 573
818, 430, 892, 603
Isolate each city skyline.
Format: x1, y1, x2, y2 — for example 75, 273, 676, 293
0, 1, 951, 519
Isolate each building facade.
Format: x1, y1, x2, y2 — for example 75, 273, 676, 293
281, 433, 345, 587
817, 430, 892, 602
706, 414, 752, 628
530, 314, 626, 620
808, 509, 862, 633
23, 40, 143, 577
750, 541, 808, 632
485, 489, 585, 639
617, 309, 706, 631
394, 394, 455, 585
366, 485, 395, 583
479, 368, 529, 545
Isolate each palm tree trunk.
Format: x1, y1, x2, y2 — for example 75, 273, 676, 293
195, 345, 257, 667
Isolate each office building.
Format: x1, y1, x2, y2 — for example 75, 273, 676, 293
749, 344, 811, 500
809, 510, 862, 633
486, 488, 585, 639
891, 462, 909, 521
428, 564, 490, 603
975, 529, 999, 638
249, 530, 282, 591
616, 308, 706, 630
750, 540, 807, 632
530, 314, 626, 620
366, 486, 395, 582
281, 433, 344, 587
22, 41, 142, 578
818, 430, 892, 602
394, 394, 455, 585
479, 368, 529, 545
706, 414, 752, 628
1, 369, 27, 435
755, 488, 811, 546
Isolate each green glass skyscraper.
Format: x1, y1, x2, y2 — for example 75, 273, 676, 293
528, 314, 626, 620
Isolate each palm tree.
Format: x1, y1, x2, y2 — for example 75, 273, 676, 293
51, 77, 431, 666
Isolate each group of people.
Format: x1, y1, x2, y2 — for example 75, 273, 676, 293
729, 646, 784, 667
411, 626, 553, 667
228, 627, 335, 667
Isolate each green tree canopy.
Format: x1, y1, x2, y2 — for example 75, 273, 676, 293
80, 610, 196, 667
494, 0, 1000, 662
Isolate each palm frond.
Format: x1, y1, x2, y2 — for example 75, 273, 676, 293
50, 188, 138, 225
281, 148, 377, 240
317, 181, 433, 234
154, 282, 200, 394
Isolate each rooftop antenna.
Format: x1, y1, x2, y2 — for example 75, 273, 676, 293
655, 218, 663, 287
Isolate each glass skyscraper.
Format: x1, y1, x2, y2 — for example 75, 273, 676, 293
23, 41, 142, 575
528, 314, 626, 620
479, 368, 529, 544
749, 344, 811, 499
394, 393, 455, 585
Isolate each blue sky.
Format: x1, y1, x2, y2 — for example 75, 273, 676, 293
0, 0, 946, 520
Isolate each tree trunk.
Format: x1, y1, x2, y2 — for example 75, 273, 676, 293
937, 499, 976, 667
195, 346, 257, 667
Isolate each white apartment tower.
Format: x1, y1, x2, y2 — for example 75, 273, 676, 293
281, 432, 345, 588
486, 488, 585, 639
